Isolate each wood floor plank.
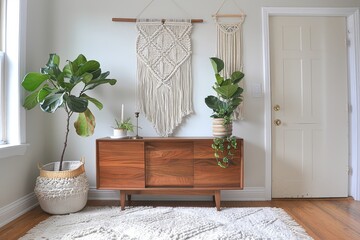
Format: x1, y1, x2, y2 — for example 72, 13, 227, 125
1, 198, 359, 239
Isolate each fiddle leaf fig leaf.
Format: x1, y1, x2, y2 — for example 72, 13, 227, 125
47, 53, 60, 66
81, 94, 103, 110
81, 72, 93, 84
231, 71, 244, 84
215, 85, 239, 99
76, 60, 100, 76
73, 54, 87, 68
65, 95, 88, 113
37, 85, 54, 102
215, 74, 223, 85
74, 109, 96, 137
22, 73, 49, 91
210, 57, 224, 73
40, 93, 64, 113
23, 90, 40, 110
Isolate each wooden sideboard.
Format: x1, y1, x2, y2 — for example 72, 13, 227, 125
96, 137, 244, 210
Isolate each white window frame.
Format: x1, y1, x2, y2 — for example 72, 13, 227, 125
0, 52, 5, 144
0, 0, 28, 159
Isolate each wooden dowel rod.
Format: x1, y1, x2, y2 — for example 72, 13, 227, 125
112, 18, 203, 23
212, 14, 246, 18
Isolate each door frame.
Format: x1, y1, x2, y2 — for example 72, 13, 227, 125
262, 7, 360, 200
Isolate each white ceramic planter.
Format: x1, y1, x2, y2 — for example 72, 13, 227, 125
113, 128, 127, 138
34, 161, 89, 215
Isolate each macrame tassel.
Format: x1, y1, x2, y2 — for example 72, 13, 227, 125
216, 21, 245, 120
136, 19, 193, 136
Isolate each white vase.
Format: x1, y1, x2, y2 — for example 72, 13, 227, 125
113, 128, 127, 138
212, 118, 233, 137
34, 160, 89, 215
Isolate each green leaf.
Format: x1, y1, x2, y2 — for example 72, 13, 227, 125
215, 74, 223, 85
231, 71, 244, 84
40, 93, 64, 113
63, 62, 73, 78
74, 109, 96, 137
37, 85, 53, 102
81, 94, 103, 110
205, 96, 225, 112
81, 72, 93, 84
76, 60, 100, 76
85, 79, 117, 91
215, 85, 239, 99
210, 57, 224, 73
22, 73, 49, 91
220, 79, 232, 86
47, 53, 60, 66
23, 90, 40, 110
73, 54, 87, 68
65, 95, 88, 113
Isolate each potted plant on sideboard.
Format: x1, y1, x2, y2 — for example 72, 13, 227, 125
112, 118, 135, 138
22, 53, 117, 214
205, 57, 244, 168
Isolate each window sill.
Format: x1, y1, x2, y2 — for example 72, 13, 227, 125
0, 144, 29, 159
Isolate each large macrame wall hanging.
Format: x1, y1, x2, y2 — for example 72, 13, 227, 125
213, 0, 246, 120
136, 19, 193, 137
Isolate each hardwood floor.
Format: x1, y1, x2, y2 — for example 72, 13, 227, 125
1, 198, 360, 239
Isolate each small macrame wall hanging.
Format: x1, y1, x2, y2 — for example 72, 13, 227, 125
136, 19, 193, 137
213, 0, 246, 120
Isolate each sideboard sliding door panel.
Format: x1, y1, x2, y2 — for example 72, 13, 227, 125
97, 141, 145, 189
194, 140, 243, 188
145, 142, 194, 187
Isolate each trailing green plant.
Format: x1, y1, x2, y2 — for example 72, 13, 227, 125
212, 136, 238, 168
113, 118, 135, 132
22, 53, 117, 171
205, 57, 244, 125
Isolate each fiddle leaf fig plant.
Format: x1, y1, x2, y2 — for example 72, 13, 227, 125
205, 57, 244, 125
22, 53, 117, 171
205, 57, 244, 168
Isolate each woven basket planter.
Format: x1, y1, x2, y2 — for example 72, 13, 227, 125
212, 118, 233, 137
34, 160, 89, 215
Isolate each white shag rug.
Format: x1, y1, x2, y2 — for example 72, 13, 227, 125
21, 206, 313, 240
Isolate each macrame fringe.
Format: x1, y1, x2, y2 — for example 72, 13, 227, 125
136, 20, 193, 136
216, 20, 245, 120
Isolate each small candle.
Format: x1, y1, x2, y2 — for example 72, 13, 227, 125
121, 104, 124, 123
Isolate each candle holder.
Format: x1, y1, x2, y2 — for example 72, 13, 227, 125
132, 112, 143, 139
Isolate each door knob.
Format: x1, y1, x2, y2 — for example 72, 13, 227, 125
273, 105, 280, 111
274, 119, 282, 126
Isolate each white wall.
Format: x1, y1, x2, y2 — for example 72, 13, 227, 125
40, 0, 360, 193
2, 0, 359, 212
0, 0, 50, 211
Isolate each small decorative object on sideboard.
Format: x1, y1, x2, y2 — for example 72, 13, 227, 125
22, 53, 117, 214
132, 112, 143, 139
112, 118, 135, 139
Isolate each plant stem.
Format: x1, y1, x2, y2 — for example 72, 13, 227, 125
59, 106, 72, 171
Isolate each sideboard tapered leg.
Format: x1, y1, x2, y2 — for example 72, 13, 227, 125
120, 190, 126, 210
214, 190, 221, 211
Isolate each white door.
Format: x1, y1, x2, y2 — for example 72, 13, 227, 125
270, 16, 349, 198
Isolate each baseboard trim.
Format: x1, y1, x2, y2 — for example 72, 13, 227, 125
0, 192, 38, 228
88, 187, 266, 201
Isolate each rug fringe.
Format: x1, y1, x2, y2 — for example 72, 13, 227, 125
272, 207, 313, 239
